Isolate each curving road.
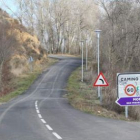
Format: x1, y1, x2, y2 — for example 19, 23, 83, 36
0, 56, 139, 140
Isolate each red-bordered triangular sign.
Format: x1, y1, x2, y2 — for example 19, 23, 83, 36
93, 72, 109, 87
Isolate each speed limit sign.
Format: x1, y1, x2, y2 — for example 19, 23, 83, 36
125, 84, 136, 96
116, 73, 140, 106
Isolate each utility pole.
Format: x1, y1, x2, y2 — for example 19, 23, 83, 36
95, 30, 101, 98
81, 41, 84, 82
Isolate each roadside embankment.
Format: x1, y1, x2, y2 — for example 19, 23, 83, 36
0, 58, 57, 103
67, 67, 133, 121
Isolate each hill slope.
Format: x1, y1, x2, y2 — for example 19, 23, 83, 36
0, 8, 47, 95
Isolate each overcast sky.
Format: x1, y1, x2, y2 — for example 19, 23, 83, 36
0, 0, 17, 16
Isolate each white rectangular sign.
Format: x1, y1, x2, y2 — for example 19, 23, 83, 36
117, 73, 140, 98
28, 56, 34, 63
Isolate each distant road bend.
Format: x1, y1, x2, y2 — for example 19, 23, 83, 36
0, 55, 139, 140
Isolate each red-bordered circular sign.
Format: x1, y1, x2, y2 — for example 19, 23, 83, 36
125, 84, 136, 96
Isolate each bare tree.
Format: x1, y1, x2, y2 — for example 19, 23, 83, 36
94, 0, 140, 119
10, 0, 99, 54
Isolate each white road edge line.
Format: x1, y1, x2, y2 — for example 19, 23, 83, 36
38, 114, 42, 119
53, 132, 62, 139
36, 110, 40, 114
35, 101, 38, 105
46, 125, 53, 131
41, 119, 46, 124
0, 62, 67, 123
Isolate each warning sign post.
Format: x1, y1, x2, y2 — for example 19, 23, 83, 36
93, 73, 109, 87
93, 72, 109, 105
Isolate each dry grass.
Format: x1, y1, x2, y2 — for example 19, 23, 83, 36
102, 83, 140, 120
0, 58, 57, 103
129, 107, 140, 120
84, 59, 140, 121
67, 67, 134, 121
0, 9, 50, 102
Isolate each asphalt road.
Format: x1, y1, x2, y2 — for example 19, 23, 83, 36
0, 56, 140, 140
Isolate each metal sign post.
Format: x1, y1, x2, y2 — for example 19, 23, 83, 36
95, 30, 101, 98
81, 41, 84, 82
30, 63, 33, 72
85, 39, 88, 71
93, 72, 109, 105
28, 56, 34, 72
100, 87, 103, 105
125, 106, 128, 118
116, 73, 140, 118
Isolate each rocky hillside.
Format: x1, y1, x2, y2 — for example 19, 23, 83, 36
0, 8, 47, 94
0, 8, 47, 76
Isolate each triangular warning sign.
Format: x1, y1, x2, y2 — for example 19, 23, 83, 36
93, 72, 109, 87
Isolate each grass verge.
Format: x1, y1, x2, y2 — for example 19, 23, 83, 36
67, 67, 133, 121
0, 58, 57, 103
